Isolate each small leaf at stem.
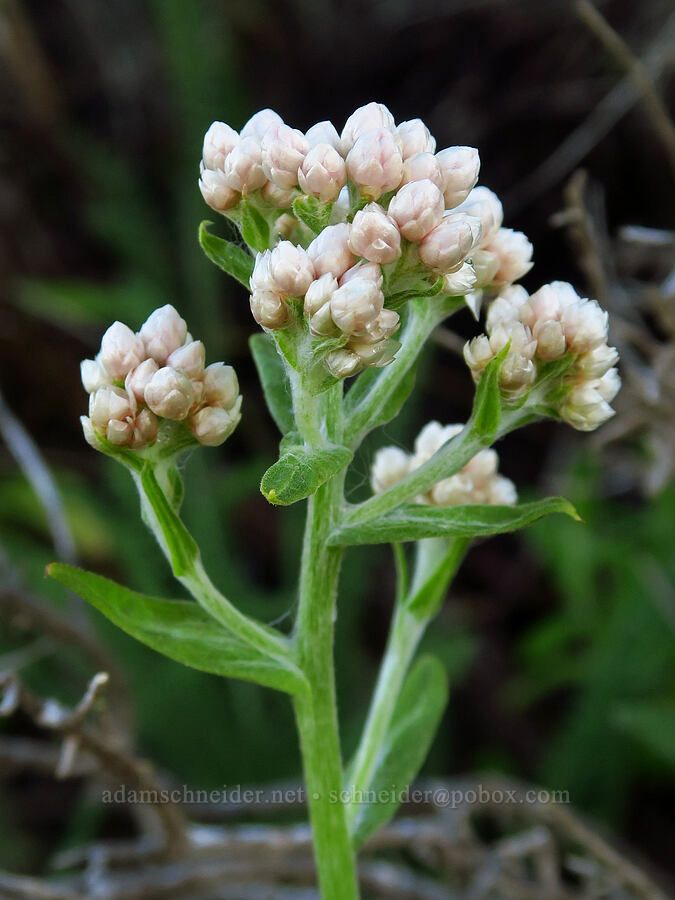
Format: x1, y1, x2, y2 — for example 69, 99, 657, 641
406, 538, 470, 620
329, 497, 580, 546
140, 463, 199, 575
198, 221, 254, 287
240, 202, 270, 252
261, 444, 353, 506
467, 344, 509, 445
292, 195, 333, 234
46, 564, 305, 695
249, 333, 294, 434
349, 654, 448, 847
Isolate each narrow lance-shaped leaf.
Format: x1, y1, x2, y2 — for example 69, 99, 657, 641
467, 344, 509, 445
47, 564, 307, 696
261, 444, 353, 506
240, 201, 270, 252
329, 497, 580, 546
406, 537, 471, 620
198, 221, 254, 287
349, 655, 448, 847
139, 463, 199, 576
249, 333, 295, 434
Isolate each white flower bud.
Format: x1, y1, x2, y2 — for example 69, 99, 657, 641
332, 185, 351, 223
347, 337, 396, 366
81, 357, 112, 394
305, 120, 342, 150
533, 320, 566, 360
486, 228, 533, 285
400, 152, 444, 190
250, 250, 274, 293
339, 260, 383, 288
464, 290, 483, 320
167, 340, 206, 380
144, 367, 194, 420
224, 137, 266, 193
346, 128, 404, 200
304, 273, 338, 315
267, 241, 315, 297
106, 418, 134, 446
341, 102, 395, 153
454, 186, 503, 242
463, 334, 494, 375
443, 261, 477, 295
307, 223, 356, 278
560, 382, 615, 431
202, 121, 240, 171
325, 348, 362, 378
388, 179, 444, 242
490, 322, 537, 360
371, 446, 410, 493
125, 358, 159, 403
486, 286, 529, 333
395, 119, 436, 159
330, 278, 384, 335
261, 181, 297, 209
240, 108, 284, 141
348, 203, 401, 264
89, 385, 134, 430
561, 299, 609, 353
132, 408, 158, 449
274, 213, 298, 238
486, 475, 517, 506
575, 343, 619, 378
261, 123, 309, 190
519, 281, 579, 328
499, 353, 536, 398
411, 422, 463, 470
472, 249, 500, 287
363, 308, 400, 342
435, 146, 480, 209
203, 362, 239, 409
139, 305, 188, 365
199, 165, 240, 212
81, 416, 99, 449
596, 367, 621, 402
190, 404, 240, 446
464, 448, 499, 488
99, 322, 146, 380
418, 213, 481, 272
250, 290, 289, 329
430, 474, 474, 506
298, 143, 347, 202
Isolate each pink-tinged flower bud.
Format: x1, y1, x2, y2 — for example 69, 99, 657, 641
332, 185, 351, 222
202, 121, 240, 171
240, 108, 284, 141
400, 152, 443, 190
454, 186, 503, 242
435, 147, 480, 209
395, 119, 436, 159
486, 286, 529, 333
330, 278, 384, 335
89, 385, 134, 430
298, 143, 347, 202
533, 320, 566, 360
203, 362, 239, 409
463, 335, 494, 375
363, 307, 400, 342
99, 323, 146, 380
486, 228, 533, 285
250, 290, 289, 329
125, 358, 159, 403
106, 418, 133, 446
139, 305, 188, 365
519, 281, 579, 328
490, 322, 537, 360
132, 408, 158, 449
250, 250, 274, 293
575, 343, 619, 379
339, 260, 383, 288
418, 213, 481, 272
341, 102, 395, 153
267, 241, 315, 296
261, 123, 309, 190
199, 165, 240, 212
486, 475, 518, 505
274, 213, 298, 238
346, 128, 403, 200
371, 446, 410, 493
305, 120, 342, 151
560, 382, 616, 431
472, 249, 500, 287
307, 223, 355, 279
443, 261, 477, 295
144, 367, 194, 420
81, 416, 98, 449
347, 336, 395, 366
261, 181, 297, 209
561, 299, 609, 353
190, 404, 240, 446
349, 203, 401, 264
388, 179, 444, 242
411, 422, 463, 470
167, 340, 206, 380
499, 353, 536, 398
304, 273, 338, 316
81, 357, 112, 394
325, 348, 362, 378
224, 137, 266, 193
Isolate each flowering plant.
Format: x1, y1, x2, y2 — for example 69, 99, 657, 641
49, 102, 620, 899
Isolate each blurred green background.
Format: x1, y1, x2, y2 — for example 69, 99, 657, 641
0, 0, 673, 880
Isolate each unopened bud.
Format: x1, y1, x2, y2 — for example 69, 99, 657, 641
125, 358, 159, 403
443, 261, 477, 295
561, 299, 609, 353
240, 108, 284, 141
418, 213, 481, 272
454, 186, 503, 242
203, 362, 239, 409
224, 137, 266, 193
499, 353, 536, 398
307, 223, 356, 279
486, 475, 518, 505
132, 408, 158, 449
411, 422, 463, 470
486, 228, 533, 285
346, 128, 403, 200
167, 340, 206, 380
202, 121, 240, 171
464, 449, 499, 488
106, 418, 134, 446
250, 290, 289, 329
348, 337, 396, 366
435, 147, 480, 209
597, 368, 621, 402
100, 322, 146, 380
298, 143, 347, 202
486, 286, 529, 333
305, 274, 338, 335
388, 179, 444, 242
261, 123, 309, 190
330, 278, 384, 334
81, 357, 112, 394
250, 250, 274, 293
560, 382, 615, 431
349, 203, 401, 264
199, 165, 240, 212
190, 404, 240, 446
267, 241, 315, 296
261, 181, 297, 209
339, 261, 383, 288
400, 152, 443, 190
430, 474, 474, 506
371, 446, 410, 493
144, 367, 194, 420
341, 102, 395, 154
363, 307, 400, 342
471, 249, 500, 287
139, 305, 188, 365
533, 320, 566, 360
89, 385, 134, 430
325, 348, 362, 378
395, 119, 436, 159
305, 120, 342, 150
575, 343, 619, 379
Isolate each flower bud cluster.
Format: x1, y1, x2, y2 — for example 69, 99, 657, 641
81, 305, 242, 451
371, 421, 517, 506
464, 282, 620, 429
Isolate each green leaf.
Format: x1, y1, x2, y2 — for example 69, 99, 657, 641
468, 345, 508, 445
198, 221, 254, 287
407, 537, 471, 620
140, 463, 199, 575
250, 333, 295, 434
240, 202, 270, 252
613, 702, 675, 770
47, 564, 305, 695
350, 655, 448, 847
261, 444, 353, 506
344, 362, 417, 432
292, 195, 333, 234
329, 497, 580, 546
